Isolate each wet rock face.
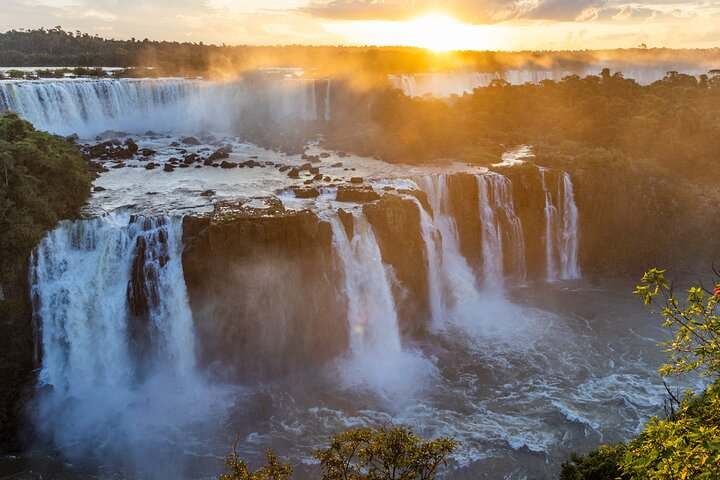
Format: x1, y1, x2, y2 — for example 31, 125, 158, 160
495, 165, 552, 279
364, 196, 429, 335
182, 202, 348, 381
0, 273, 34, 449
447, 173, 483, 275
447, 169, 547, 281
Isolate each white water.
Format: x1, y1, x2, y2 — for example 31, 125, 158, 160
0, 76, 321, 137
30, 213, 232, 473
324, 79, 331, 121
329, 213, 433, 399
476, 173, 526, 288
416, 175, 481, 328
388, 67, 711, 97
540, 169, 581, 281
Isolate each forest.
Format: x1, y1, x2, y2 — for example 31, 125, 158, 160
1, 27, 720, 80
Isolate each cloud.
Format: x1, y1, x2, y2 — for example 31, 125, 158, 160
302, 0, 517, 23
302, 0, 613, 23
302, 0, 720, 24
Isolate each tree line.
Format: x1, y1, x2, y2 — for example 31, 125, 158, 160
2, 27, 719, 80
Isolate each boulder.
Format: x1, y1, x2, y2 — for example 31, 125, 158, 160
292, 187, 320, 199
181, 136, 200, 145
124, 138, 139, 153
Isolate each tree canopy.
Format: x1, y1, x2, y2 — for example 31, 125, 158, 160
0, 112, 92, 286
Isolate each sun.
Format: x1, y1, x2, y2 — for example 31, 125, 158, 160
327, 10, 502, 51
402, 12, 475, 51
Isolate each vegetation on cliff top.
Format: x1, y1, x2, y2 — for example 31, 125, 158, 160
561, 269, 720, 479
0, 112, 92, 288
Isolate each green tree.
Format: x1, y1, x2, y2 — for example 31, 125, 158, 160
221, 449, 292, 480
313, 425, 459, 480
560, 269, 720, 479
634, 269, 720, 377
0, 112, 92, 286
220, 425, 458, 480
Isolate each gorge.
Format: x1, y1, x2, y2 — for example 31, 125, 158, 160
0, 69, 716, 479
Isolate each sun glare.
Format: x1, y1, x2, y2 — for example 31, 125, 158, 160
403, 12, 472, 51
330, 11, 501, 52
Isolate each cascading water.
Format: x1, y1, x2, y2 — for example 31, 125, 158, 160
0, 75, 320, 137
415, 175, 482, 327
329, 212, 432, 398
329, 213, 402, 356
324, 79, 331, 121
476, 173, 526, 287
388, 68, 708, 98
540, 169, 581, 281
30, 213, 231, 474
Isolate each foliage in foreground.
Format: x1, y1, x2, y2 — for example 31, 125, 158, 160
561, 269, 720, 479
221, 425, 459, 480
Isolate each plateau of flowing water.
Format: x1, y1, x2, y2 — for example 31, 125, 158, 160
0, 76, 321, 137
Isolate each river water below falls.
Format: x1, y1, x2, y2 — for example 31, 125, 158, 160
1, 276, 688, 480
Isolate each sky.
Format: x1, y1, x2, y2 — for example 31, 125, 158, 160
2, 0, 720, 50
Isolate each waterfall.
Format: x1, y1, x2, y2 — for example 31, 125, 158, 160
387, 68, 708, 98
330, 212, 436, 397
330, 213, 402, 358
560, 173, 580, 279
324, 79, 331, 121
540, 169, 580, 281
477, 173, 526, 287
31, 213, 196, 390
416, 175, 480, 326
0, 76, 319, 137
29, 213, 228, 466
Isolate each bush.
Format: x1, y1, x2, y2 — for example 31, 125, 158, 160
221, 425, 459, 480
559, 445, 628, 480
